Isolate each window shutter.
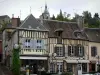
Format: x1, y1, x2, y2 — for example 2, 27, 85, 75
72, 46, 74, 56
22, 38, 26, 48
68, 46, 71, 56
91, 47, 97, 57
34, 40, 37, 49
95, 47, 97, 56
54, 47, 57, 53
63, 45, 65, 56
41, 40, 44, 49
75, 46, 79, 57
82, 46, 84, 56
91, 47, 94, 56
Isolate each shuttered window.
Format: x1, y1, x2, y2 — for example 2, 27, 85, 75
78, 46, 84, 57
91, 46, 97, 57
68, 46, 74, 56
55, 46, 65, 57
75, 45, 84, 57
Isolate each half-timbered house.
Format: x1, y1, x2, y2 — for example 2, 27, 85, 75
40, 19, 89, 75
84, 28, 100, 72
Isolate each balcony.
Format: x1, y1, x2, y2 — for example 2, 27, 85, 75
20, 49, 48, 55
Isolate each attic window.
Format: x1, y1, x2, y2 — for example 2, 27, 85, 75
56, 31, 62, 37
77, 33, 81, 38
55, 28, 63, 37
74, 32, 81, 38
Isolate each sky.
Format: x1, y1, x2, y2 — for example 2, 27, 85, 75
0, 0, 100, 20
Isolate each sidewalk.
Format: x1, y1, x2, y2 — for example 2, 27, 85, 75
0, 64, 13, 75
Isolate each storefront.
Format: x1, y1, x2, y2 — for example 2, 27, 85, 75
20, 56, 48, 74
89, 61, 96, 72
64, 59, 89, 75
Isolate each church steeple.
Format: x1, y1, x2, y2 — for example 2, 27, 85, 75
40, 3, 50, 20
45, 3, 47, 9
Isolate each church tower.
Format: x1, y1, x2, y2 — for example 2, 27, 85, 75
40, 3, 50, 19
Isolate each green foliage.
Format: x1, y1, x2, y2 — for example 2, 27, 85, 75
56, 9, 64, 21
12, 47, 20, 75
51, 9, 100, 28
51, 14, 56, 20
61, 72, 73, 75
82, 11, 100, 28
51, 10, 71, 22
0, 20, 10, 32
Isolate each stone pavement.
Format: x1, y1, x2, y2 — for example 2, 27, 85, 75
0, 64, 13, 75
0, 66, 4, 75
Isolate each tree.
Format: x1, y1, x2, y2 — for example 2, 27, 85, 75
90, 13, 100, 28
12, 45, 20, 75
82, 11, 92, 24
71, 13, 80, 22
56, 9, 64, 21
51, 14, 56, 20
94, 13, 99, 18
0, 20, 10, 32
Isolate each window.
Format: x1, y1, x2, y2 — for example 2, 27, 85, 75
67, 64, 73, 72
91, 46, 97, 57
56, 31, 62, 37
37, 46, 41, 49
55, 47, 64, 57
82, 63, 87, 72
28, 39, 30, 42
50, 63, 55, 73
68, 46, 74, 56
25, 39, 31, 48
25, 39, 30, 43
57, 62, 63, 73
75, 45, 84, 57
78, 46, 83, 56
37, 40, 41, 43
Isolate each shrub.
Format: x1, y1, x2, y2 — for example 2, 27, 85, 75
61, 72, 73, 75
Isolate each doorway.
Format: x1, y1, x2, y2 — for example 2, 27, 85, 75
57, 62, 63, 74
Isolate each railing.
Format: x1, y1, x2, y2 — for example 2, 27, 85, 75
20, 49, 48, 55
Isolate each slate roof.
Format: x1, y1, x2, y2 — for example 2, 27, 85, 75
40, 20, 88, 40
0, 15, 10, 20
20, 14, 47, 31
84, 28, 100, 43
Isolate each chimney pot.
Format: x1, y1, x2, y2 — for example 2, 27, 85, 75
12, 14, 14, 18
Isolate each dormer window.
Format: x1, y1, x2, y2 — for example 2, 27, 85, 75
54, 28, 63, 44
56, 31, 62, 37
55, 28, 63, 37
74, 31, 82, 38
77, 33, 81, 38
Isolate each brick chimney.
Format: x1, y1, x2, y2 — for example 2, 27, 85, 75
11, 14, 20, 27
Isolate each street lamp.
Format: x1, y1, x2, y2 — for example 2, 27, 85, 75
48, 53, 57, 73
14, 44, 19, 49
96, 55, 100, 72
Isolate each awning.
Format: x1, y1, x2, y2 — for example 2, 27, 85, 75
20, 56, 47, 60
64, 59, 89, 63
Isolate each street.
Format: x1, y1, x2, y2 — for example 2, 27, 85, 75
0, 63, 13, 75
0, 66, 4, 75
